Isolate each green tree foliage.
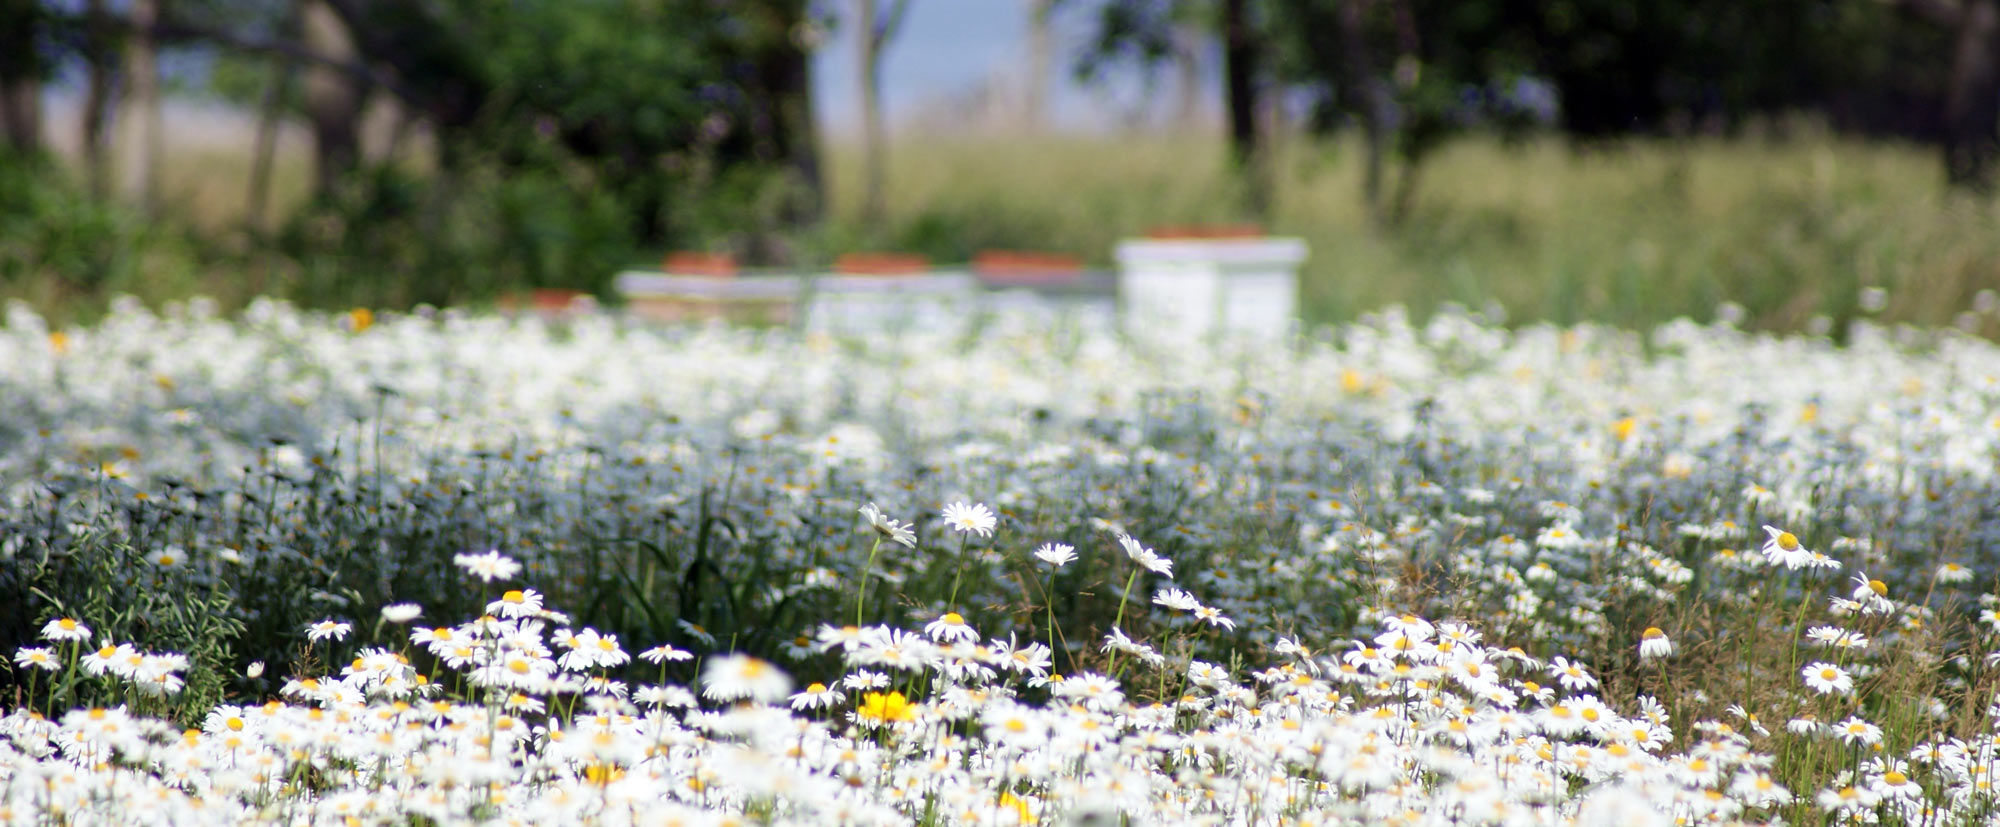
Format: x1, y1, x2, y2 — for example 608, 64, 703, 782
2, 0, 828, 311
212, 0, 825, 306
272, 1, 711, 304
1078, 0, 1972, 213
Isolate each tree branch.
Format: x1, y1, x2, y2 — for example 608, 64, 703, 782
1893, 0, 1965, 26
147, 15, 423, 107
874, 0, 914, 49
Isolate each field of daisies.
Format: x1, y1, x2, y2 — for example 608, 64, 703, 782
5, 296, 2000, 825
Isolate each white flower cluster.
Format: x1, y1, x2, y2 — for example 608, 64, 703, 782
0, 586, 1802, 826
7, 300, 2000, 825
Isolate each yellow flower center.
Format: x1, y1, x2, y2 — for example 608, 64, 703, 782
1642, 627, 1665, 640
942, 612, 964, 626
1869, 579, 1888, 596
858, 691, 914, 723
1612, 417, 1636, 441
999, 791, 1034, 824
1884, 771, 1908, 786
1776, 532, 1799, 551
503, 590, 525, 604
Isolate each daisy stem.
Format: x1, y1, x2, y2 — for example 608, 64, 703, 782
57, 641, 79, 713
1782, 578, 1815, 681
854, 536, 885, 626
1044, 574, 1058, 655
947, 533, 970, 609
1106, 567, 1140, 676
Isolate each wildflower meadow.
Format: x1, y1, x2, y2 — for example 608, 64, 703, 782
7, 297, 2000, 826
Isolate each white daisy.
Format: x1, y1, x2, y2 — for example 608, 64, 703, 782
40, 617, 91, 643
1033, 543, 1076, 567
1638, 627, 1673, 660
859, 502, 918, 548
1801, 662, 1853, 695
1117, 533, 1173, 577
453, 549, 523, 582
941, 501, 998, 538
380, 603, 422, 623
923, 612, 979, 643
701, 654, 792, 703
306, 620, 353, 642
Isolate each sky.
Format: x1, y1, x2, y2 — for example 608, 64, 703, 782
39, 0, 1212, 147
810, 0, 1213, 135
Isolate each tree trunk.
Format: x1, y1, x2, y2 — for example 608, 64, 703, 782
1027, 0, 1054, 131
1944, 0, 2000, 193
302, 0, 364, 197
1389, 148, 1422, 225
858, 0, 885, 223
247, 52, 296, 235
1337, 0, 1383, 223
0, 78, 37, 154
82, 0, 113, 197
115, 0, 163, 210
719, 0, 828, 254
857, 0, 910, 224
0, 0, 45, 155
1172, 21, 1203, 131
784, 52, 825, 229
1222, 0, 1267, 220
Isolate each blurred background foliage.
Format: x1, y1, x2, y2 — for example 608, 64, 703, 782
1, 0, 1998, 331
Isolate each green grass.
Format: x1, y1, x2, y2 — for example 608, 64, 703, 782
13, 126, 2000, 334
822, 132, 2000, 334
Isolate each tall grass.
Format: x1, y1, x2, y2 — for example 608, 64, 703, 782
824, 132, 2000, 333
16, 124, 2000, 334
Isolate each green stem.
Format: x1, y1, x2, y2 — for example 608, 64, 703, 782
855, 536, 885, 626
946, 534, 970, 609
1106, 567, 1141, 676
1044, 575, 1058, 655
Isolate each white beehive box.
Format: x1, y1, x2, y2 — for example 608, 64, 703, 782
1114, 237, 1307, 341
